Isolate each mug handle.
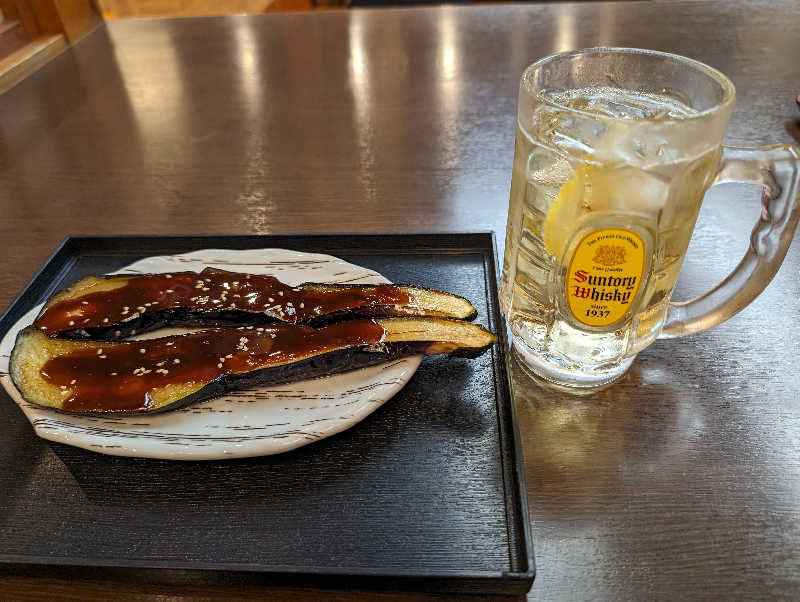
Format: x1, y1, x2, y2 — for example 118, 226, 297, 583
660, 144, 800, 338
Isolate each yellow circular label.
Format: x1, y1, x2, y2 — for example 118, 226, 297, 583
565, 228, 646, 327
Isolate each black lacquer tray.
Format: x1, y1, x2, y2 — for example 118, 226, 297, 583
0, 233, 534, 595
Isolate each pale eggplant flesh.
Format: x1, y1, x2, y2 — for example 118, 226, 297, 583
33, 268, 478, 340
10, 317, 496, 415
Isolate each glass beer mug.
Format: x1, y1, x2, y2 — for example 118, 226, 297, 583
499, 48, 800, 388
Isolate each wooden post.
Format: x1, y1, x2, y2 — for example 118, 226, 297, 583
0, 0, 101, 93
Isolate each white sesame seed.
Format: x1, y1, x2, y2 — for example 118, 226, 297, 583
165, 274, 172, 278
202, 287, 210, 292
137, 306, 146, 312
103, 318, 109, 323
83, 319, 91, 324
97, 349, 104, 354
139, 348, 146, 354
299, 302, 304, 308
99, 355, 107, 359
122, 306, 129, 312
256, 327, 264, 331
278, 291, 284, 296
268, 297, 274, 303
157, 361, 166, 367
173, 358, 180, 364
70, 379, 76, 384
110, 372, 117, 376
69, 321, 75, 326
270, 333, 277, 338
166, 289, 174, 293
81, 301, 89, 305
166, 342, 174, 347
115, 330, 121, 337
217, 363, 223, 368
233, 281, 239, 286
130, 329, 137, 335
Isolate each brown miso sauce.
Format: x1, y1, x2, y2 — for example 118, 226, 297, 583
34, 268, 413, 333
41, 320, 386, 413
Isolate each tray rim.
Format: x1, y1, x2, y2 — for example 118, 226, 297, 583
0, 232, 535, 594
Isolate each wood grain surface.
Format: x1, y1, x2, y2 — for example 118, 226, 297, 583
1, 0, 799, 599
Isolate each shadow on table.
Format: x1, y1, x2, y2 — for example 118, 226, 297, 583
784, 118, 800, 145
510, 345, 743, 519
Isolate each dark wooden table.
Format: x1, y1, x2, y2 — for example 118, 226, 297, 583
2, 1, 800, 599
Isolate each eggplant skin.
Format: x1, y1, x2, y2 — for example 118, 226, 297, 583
34, 270, 479, 340
52, 307, 275, 341
153, 346, 424, 415
9, 318, 497, 415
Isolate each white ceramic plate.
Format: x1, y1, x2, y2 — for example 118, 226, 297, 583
0, 249, 421, 460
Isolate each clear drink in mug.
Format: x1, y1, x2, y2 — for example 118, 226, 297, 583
500, 48, 800, 388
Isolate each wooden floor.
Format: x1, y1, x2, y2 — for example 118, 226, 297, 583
99, 1, 272, 18
97, 0, 681, 18
97, 0, 341, 17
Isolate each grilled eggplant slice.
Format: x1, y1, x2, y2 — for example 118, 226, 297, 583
34, 268, 478, 339
10, 317, 496, 415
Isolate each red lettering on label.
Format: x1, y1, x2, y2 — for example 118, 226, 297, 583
572, 286, 591, 299
574, 269, 588, 283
